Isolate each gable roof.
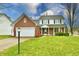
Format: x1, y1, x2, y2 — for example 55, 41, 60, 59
0, 13, 12, 22
39, 15, 64, 20
12, 13, 38, 26
33, 20, 39, 25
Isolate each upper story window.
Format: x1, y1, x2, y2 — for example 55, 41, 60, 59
61, 19, 64, 24
39, 19, 64, 25
49, 19, 54, 24
55, 19, 60, 24
43, 20, 48, 24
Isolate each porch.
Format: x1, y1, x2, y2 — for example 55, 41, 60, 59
41, 25, 65, 36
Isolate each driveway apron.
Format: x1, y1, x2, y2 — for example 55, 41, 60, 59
0, 38, 28, 51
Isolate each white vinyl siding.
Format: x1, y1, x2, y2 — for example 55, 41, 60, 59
0, 15, 11, 35
55, 19, 60, 24
61, 20, 64, 24
49, 19, 54, 24
0, 24, 11, 35
43, 20, 48, 24
39, 20, 42, 24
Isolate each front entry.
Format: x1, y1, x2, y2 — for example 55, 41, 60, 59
49, 28, 53, 35
42, 28, 48, 35
41, 27, 65, 36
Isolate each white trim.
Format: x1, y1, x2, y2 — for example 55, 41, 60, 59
64, 28, 65, 33
41, 25, 48, 28
53, 28, 55, 36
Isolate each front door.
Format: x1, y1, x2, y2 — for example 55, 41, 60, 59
49, 28, 53, 35
42, 28, 48, 35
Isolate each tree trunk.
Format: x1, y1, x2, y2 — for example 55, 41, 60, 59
70, 27, 73, 35
70, 4, 73, 36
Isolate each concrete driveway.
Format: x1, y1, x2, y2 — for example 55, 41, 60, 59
0, 38, 28, 51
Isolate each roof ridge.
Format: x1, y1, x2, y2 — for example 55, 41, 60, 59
12, 13, 38, 26
0, 13, 12, 22
39, 15, 64, 19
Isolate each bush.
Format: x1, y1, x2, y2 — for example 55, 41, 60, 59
55, 32, 69, 36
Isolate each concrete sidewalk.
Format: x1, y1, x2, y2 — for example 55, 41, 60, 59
0, 38, 28, 51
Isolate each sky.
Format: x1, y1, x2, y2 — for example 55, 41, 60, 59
0, 3, 65, 21
0, 3, 79, 27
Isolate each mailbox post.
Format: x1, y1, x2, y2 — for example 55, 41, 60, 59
18, 28, 20, 54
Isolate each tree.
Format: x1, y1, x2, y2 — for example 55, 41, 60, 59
61, 3, 78, 35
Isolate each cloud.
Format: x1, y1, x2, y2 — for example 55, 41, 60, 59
0, 3, 69, 21
31, 16, 40, 20
40, 7, 62, 16
40, 10, 54, 16
26, 3, 40, 14
0, 10, 2, 13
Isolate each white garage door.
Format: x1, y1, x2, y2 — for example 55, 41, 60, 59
16, 27, 35, 37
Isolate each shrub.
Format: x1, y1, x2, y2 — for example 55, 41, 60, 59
55, 32, 69, 36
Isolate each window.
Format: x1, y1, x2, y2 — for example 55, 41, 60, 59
61, 20, 64, 24
43, 20, 48, 24
55, 19, 60, 24
49, 19, 54, 24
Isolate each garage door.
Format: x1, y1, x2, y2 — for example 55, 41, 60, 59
16, 27, 35, 37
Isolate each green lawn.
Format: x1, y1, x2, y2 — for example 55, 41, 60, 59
0, 35, 13, 40
0, 36, 79, 56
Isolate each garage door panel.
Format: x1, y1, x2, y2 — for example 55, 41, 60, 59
16, 27, 35, 37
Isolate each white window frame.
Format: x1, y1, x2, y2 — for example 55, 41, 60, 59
39, 20, 42, 24
49, 19, 54, 24
61, 19, 64, 24
43, 20, 48, 24
55, 19, 60, 24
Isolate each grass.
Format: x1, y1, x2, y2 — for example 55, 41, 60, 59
0, 35, 13, 40
0, 35, 12, 40
0, 36, 79, 56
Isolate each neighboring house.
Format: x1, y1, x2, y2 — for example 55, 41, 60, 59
12, 14, 41, 37
0, 13, 12, 35
39, 15, 65, 35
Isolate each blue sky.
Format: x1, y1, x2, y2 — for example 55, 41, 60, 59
0, 3, 79, 26
0, 3, 65, 21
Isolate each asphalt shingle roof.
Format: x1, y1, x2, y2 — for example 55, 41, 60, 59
39, 15, 64, 20
0, 13, 12, 22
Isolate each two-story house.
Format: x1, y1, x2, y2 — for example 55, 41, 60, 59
39, 15, 65, 35
12, 13, 66, 37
